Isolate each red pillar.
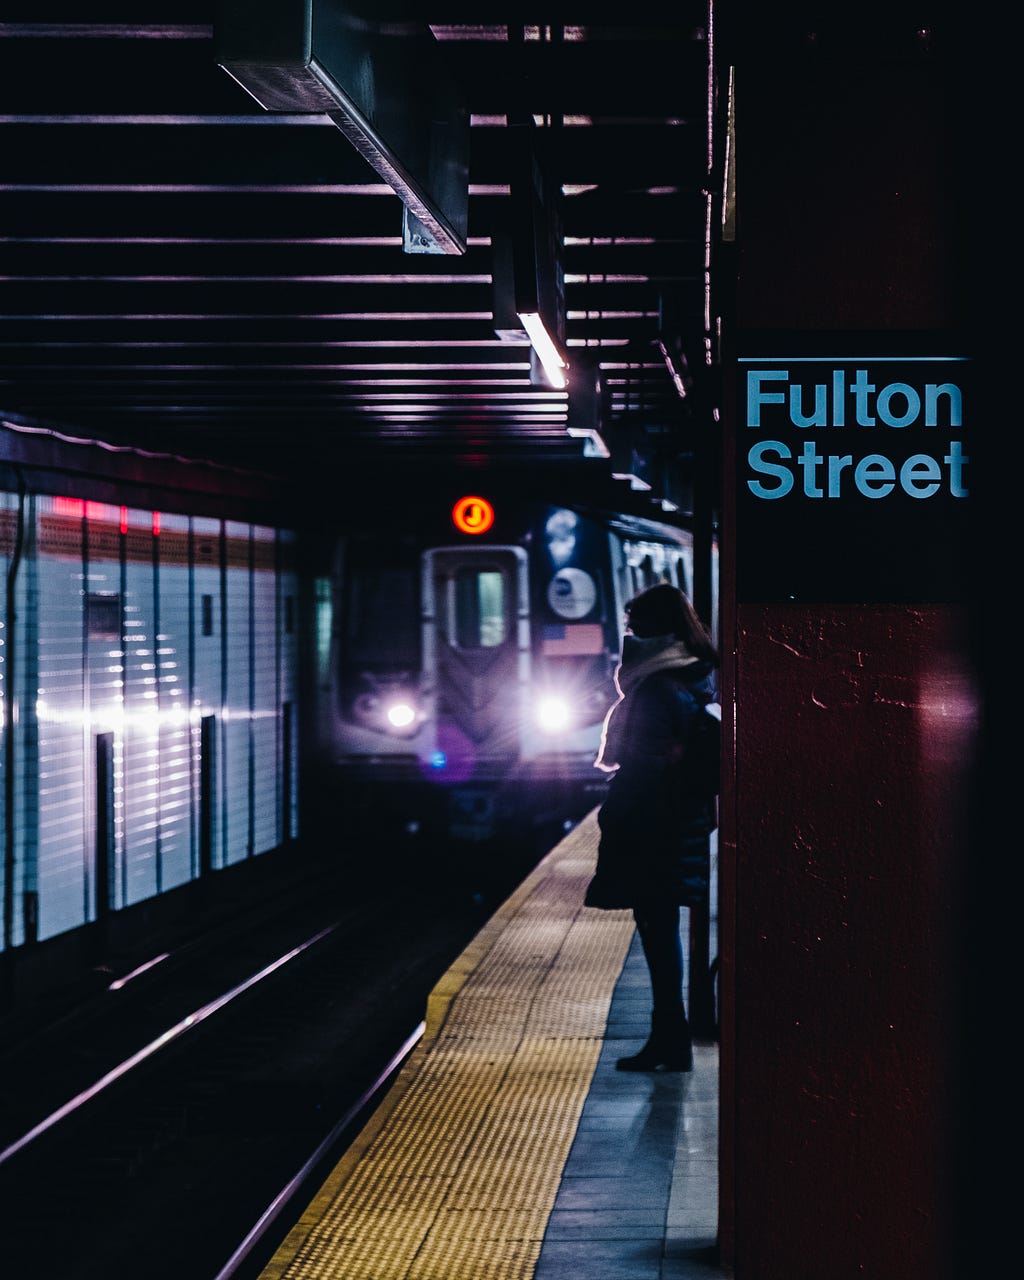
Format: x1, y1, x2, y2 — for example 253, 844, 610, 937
717, 12, 978, 1277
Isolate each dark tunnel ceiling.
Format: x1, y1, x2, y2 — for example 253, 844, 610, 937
1, 4, 720, 514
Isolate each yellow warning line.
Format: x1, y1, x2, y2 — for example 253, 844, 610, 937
259, 809, 634, 1280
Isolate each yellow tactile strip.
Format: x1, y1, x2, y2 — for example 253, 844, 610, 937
260, 808, 634, 1280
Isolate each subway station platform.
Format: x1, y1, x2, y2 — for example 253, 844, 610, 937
259, 811, 729, 1280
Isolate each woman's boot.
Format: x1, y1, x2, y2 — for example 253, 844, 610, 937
616, 1008, 693, 1072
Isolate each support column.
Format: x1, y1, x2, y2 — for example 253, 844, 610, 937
718, 10, 977, 1277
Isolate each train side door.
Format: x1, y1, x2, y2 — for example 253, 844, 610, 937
422, 547, 530, 772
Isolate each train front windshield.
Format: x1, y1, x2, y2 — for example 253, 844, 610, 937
344, 561, 420, 669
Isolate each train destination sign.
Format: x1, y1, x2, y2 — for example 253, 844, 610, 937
736, 352, 970, 603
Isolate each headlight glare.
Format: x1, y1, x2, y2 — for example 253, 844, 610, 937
385, 700, 417, 729
351, 678, 421, 736
536, 695, 571, 734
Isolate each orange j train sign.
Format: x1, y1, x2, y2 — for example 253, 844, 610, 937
451, 495, 495, 535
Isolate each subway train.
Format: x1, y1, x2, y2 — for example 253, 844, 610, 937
0, 440, 300, 965
316, 483, 716, 846
0, 430, 714, 979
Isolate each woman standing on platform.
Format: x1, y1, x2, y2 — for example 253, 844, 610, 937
584, 582, 719, 1072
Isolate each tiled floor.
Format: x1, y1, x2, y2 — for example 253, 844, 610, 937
534, 929, 728, 1279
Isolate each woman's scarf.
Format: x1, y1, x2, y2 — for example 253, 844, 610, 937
594, 634, 699, 771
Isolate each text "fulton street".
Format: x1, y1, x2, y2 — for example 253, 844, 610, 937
744, 367, 968, 500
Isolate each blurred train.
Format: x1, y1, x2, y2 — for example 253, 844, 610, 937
1, 423, 716, 991
317, 484, 716, 844
1, 432, 300, 970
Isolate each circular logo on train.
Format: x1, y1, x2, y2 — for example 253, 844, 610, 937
547, 567, 597, 619
451, 495, 495, 535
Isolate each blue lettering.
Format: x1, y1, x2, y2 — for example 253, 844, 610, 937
854, 454, 895, 497
745, 368, 964, 431
827, 454, 854, 497
796, 441, 824, 497
790, 382, 828, 428
746, 440, 794, 497
946, 440, 968, 496
746, 370, 788, 427
926, 382, 962, 427
746, 442, 968, 499
850, 370, 876, 426
877, 382, 921, 428
833, 370, 845, 426
900, 453, 942, 497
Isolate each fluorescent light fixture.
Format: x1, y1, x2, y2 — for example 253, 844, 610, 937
518, 311, 568, 389
216, 1, 469, 255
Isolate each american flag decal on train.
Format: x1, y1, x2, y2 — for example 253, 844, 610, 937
541, 623, 605, 656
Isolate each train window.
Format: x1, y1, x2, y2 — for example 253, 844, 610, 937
314, 577, 332, 684
454, 569, 506, 649
201, 594, 214, 637
87, 592, 121, 640
346, 566, 419, 667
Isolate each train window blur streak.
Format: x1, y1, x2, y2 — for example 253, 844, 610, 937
314, 578, 332, 686
0, 490, 300, 954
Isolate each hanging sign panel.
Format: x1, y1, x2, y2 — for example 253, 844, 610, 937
737, 344, 971, 603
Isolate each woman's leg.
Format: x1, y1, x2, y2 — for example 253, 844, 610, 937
617, 904, 693, 1071
634, 903, 685, 1019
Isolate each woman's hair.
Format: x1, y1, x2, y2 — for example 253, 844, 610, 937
625, 581, 718, 662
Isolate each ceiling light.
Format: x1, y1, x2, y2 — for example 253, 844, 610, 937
518, 312, 569, 389
215, 4, 469, 255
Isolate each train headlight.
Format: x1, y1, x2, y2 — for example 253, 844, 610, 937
536, 695, 572, 734
385, 699, 417, 730
352, 681, 421, 737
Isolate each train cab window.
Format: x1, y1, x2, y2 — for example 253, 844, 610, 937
346, 565, 419, 667
454, 569, 506, 649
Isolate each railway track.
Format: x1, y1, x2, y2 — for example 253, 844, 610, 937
0, 834, 547, 1280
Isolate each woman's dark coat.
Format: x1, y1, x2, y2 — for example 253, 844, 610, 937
584, 660, 717, 910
